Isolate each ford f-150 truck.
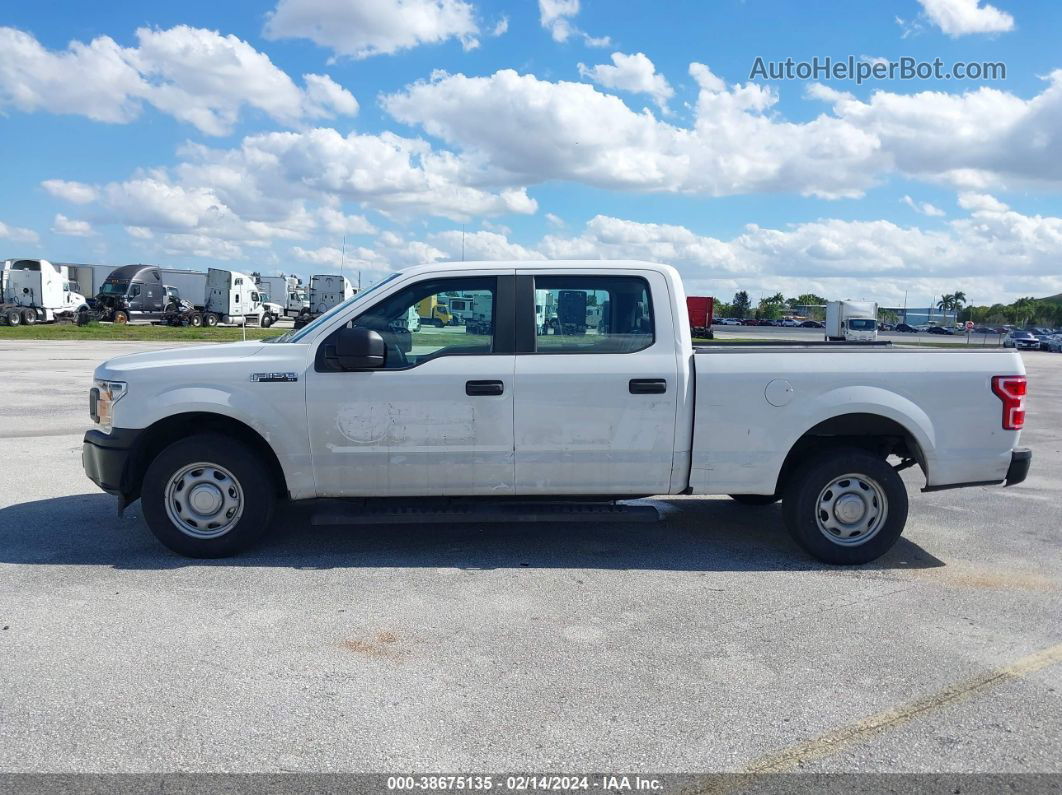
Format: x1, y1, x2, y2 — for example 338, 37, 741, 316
83, 261, 1031, 564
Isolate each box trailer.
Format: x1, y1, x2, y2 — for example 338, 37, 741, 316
309, 274, 355, 315
256, 275, 309, 319
686, 296, 715, 339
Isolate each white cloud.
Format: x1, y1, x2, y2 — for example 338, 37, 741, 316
384, 63, 1062, 199
125, 226, 154, 239
52, 214, 95, 237
319, 207, 378, 236
545, 212, 565, 228
917, 0, 1015, 36
431, 229, 542, 261
264, 0, 480, 58
0, 220, 40, 244
538, 0, 610, 46
0, 25, 357, 136
41, 179, 100, 204
384, 66, 881, 198
578, 52, 673, 110
902, 195, 946, 216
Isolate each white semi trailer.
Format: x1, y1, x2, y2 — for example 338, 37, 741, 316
826, 300, 878, 342
0, 258, 90, 325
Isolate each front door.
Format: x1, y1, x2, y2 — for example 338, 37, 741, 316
513, 270, 679, 496
307, 272, 516, 497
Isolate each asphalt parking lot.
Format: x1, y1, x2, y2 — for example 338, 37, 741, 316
0, 340, 1059, 774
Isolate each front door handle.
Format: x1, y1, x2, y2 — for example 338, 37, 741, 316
629, 378, 667, 394
466, 380, 504, 396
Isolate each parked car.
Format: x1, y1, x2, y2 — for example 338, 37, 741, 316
973, 326, 995, 334
717, 317, 741, 325
878, 323, 894, 331
740, 318, 761, 326
1003, 330, 1040, 350
926, 326, 954, 335
895, 323, 918, 333
800, 320, 824, 328
1046, 335, 1062, 353
84, 259, 1031, 566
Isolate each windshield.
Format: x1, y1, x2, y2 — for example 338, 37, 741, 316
847, 318, 876, 331
269, 273, 401, 343
98, 280, 130, 295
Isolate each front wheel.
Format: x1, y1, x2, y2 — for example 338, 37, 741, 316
113, 310, 129, 324
260, 313, 273, 328
782, 448, 908, 565
141, 433, 276, 558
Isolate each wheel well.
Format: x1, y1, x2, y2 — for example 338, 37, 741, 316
126, 412, 288, 501
774, 413, 926, 495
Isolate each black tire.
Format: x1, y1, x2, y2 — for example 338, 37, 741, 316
141, 433, 276, 558
7, 309, 22, 326
113, 310, 129, 325
188, 312, 203, 328
260, 313, 273, 328
729, 493, 780, 506
21, 308, 37, 325
782, 447, 908, 565
204, 313, 218, 327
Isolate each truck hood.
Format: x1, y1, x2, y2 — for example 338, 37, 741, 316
95, 341, 267, 378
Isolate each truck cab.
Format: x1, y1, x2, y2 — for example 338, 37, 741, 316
1, 258, 88, 325
95, 265, 174, 324
826, 301, 879, 342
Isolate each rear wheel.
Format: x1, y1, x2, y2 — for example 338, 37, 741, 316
188, 312, 203, 327
729, 493, 780, 506
204, 313, 218, 327
782, 448, 908, 565
6, 309, 22, 326
141, 433, 276, 558
113, 310, 129, 325
21, 308, 37, 325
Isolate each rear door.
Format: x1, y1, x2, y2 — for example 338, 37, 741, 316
513, 269, 680, 495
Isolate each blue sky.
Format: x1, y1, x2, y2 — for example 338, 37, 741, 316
2, 0, 1061, 305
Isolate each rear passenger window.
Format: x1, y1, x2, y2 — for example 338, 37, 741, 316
533, 276, 654, 354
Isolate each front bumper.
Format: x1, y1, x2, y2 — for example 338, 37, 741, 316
1005, 447, 1031, 486
82, 428, 141, 496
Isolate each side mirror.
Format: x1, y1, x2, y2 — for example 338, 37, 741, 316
335, 326, 386, 369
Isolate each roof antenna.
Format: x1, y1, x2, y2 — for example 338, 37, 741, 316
340, 235, 346, 276
461, 224, 466, 262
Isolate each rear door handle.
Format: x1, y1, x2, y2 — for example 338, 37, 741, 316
629, 378, 667, 394
466, 380, 504, 396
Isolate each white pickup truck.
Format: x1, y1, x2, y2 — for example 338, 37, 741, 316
83, 261, 1031, 564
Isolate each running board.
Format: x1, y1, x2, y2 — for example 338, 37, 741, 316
310, 499, 660, 526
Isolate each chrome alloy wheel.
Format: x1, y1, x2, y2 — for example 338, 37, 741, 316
164, 462, 244, 539
815, 473, 888, 546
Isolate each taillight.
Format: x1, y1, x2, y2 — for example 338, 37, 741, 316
992, 375, 1027, 430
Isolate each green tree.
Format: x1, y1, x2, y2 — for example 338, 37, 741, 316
732, 290, 751, 319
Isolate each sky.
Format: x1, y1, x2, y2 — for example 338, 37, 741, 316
2, 0, 1061, 306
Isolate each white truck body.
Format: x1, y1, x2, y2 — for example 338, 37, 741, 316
204, 268, 265, 323
1, 258, 88, 322
308, 274, 355, 316
257, 275, 308, 318
826, 300, 878, 342
62, 264, 118, 299
84, 261, 1031, 563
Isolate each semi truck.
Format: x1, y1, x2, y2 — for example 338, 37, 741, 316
826, 300, 878, 342
95, 265, 204, 324
0, 258, 90, 325
84, 259, 1031, 565
164, 268, 276, 327
60, 264, 118, 302
255, 275, 309, 319
294, 274, 356, 328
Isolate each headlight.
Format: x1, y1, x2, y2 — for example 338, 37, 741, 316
89, 380, 127, 432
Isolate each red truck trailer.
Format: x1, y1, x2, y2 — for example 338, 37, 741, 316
686, 295, 714, 339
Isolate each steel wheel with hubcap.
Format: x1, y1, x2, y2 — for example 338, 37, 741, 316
782, 447, 908, 565
164, 462, 244, 539
142, 433, 276, 557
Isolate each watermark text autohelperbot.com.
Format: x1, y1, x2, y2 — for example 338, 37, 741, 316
750, 56, 1005, 85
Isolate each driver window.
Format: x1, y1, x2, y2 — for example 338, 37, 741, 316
349, 277, 497, 369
